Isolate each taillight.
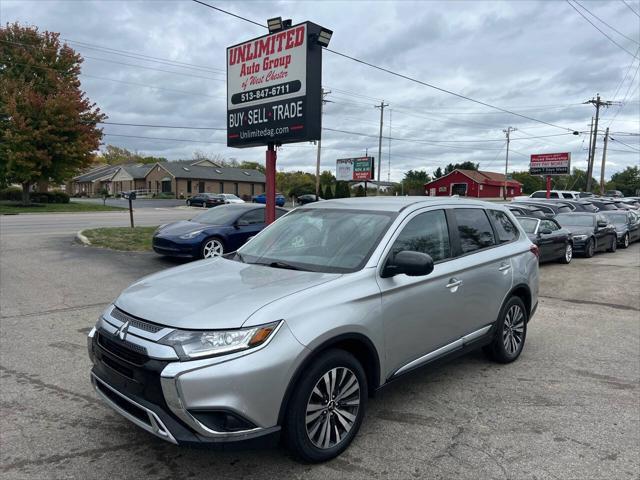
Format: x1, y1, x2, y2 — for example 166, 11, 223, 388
530, 244, 540, 258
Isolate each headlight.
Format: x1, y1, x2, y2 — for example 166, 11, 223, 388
179, 230, 204, 239
573, 234, 588, 240
159, 321, 281, 360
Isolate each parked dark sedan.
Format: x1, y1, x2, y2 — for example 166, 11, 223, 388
297, 194, 324, 205
583, 199, 618, 211
186, 193, 224, 208
517, 217, 573, 264
513, 200, 573, 217
153, 204, 288, 259
504, 203, 547, 218
554, 213, 617, 257
600, 211, 640, 248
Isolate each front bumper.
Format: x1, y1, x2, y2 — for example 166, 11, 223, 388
152, 236, 200, 258
572, 238, 588, 253
89, 308, 307, 446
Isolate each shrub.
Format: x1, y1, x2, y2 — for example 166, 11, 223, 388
0, 187, 23, 201
0, 188, 70, 203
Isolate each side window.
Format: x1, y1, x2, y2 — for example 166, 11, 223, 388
454, 209, 496, 253
562, 193, 573, 198
531, 191, 545, 198
540, 219, 558, 231
487, 210, 518, 243
275, 209, 287, 219
550, 192, 559, 198
390, 210, 451, 262
240, 209, 265, 225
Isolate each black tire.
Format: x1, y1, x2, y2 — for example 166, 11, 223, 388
559, 242, 573, 264
483, 296, 528, 364
607, 235, 617, 253
284, 349, 367, 463
621, 233, 629, 249
186, 200, 191, 206
584, 238, 595, 258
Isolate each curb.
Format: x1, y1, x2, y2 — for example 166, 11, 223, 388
75, 230, 91, 246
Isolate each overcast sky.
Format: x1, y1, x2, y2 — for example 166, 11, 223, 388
2, 0, 639, 181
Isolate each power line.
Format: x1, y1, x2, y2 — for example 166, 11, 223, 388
610, 136, 640, 152
573, 0, 640, 45
607, 63, 640, 127
566, 0, 639, 58
191, 0, 580, 133
100, 121, 225, 130
621, 0, 640, 18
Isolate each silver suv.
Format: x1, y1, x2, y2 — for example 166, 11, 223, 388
88, 197, 538, 462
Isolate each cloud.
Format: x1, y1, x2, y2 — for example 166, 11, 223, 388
3, 0, 639, 180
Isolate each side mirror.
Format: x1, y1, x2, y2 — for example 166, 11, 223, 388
382, 251, 434, 278
539, 228, 553, 235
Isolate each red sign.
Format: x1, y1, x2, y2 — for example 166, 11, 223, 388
530, 152, 570, 175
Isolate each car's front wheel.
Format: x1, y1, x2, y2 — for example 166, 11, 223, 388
200, 238, 224, 258
483, 296, 527, 364
607, 235, 617, 253
559, 242, 572, 264
186, 199, 191, 206
584, 238, 595, 258
621, 233, 630, 249
285, 349, 367, 463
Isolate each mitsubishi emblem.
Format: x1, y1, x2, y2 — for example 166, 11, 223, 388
115, 321, 130, 341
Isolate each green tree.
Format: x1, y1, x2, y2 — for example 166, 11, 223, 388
355, 185, 366, 197
606, 166, 640, 196
444, 162, 479, 174
0, 23, 106, 203
319, 170, 335, 187
434, 167, 443, 178
323, 184, 334, 199
511, 171, 545, 194
551, 168, 597, 192
238, 161, 265, 174
334, 181, 350, 198
402, 169, 431, 195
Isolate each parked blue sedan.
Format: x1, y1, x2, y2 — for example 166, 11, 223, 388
252, 192, 286, 207
152, 204, 288, 259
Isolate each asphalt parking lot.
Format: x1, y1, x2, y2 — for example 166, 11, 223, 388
1, 214, 639, 479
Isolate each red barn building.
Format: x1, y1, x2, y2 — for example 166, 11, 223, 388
424, 169, 522, 198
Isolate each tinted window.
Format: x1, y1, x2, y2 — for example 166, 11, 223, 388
531, 191, 546, 198
391, 210, 451, 262
487, 210, 518, 243
275, 208, 287, 219
454, 209, 496, 253
540, 219, 559, 231
240, 209, 265, 224
562, 193, 574, 199
518, 217, 539, 234
192, 206, 247, 225
555, 214, 594, 227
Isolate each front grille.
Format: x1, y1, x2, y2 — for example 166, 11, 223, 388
111, 307, 164, 333
97, 332, 149, 366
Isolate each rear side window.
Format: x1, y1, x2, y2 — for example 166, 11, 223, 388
453, 209, 496, 253
487, 210, 518, 243
531, 191, 546, 198
240, 209, 265, 224
562, 193, 574, 198
391, 210, 451, 262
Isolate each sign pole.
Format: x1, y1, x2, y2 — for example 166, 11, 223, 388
265, 143, 277, 225
546, 176, 551, 199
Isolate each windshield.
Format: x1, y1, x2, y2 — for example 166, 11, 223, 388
555, 214, 593, 227
603, 213, 628, 225
191, 206, 245, 224
517, 217, 539, 234
238, 208, 396, 273
579, 203, 598, 212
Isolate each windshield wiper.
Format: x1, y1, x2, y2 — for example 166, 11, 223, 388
251, 260, 306, 271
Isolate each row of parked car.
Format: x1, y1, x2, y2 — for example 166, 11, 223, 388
503, 194, 640, 264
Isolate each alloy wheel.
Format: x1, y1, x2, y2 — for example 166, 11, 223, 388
502, 304, 525, 356
202, 239, 224, 258
305, 367, 360, 449
624, 234, 629, 248
588, 240, 595, 257
565, 243, 572, 263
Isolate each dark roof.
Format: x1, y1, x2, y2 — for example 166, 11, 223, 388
73, 165, 119, 182
119, 163, 154, 179
158, 161, 266, 182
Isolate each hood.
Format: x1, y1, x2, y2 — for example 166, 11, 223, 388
114, 257, 339, 329
562, 225, 593, 236
155, 220, 214, 237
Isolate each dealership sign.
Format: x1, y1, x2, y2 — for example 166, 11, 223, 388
227, 22, 323, 148
530, 152, 571, 175
336, 157, 375, 181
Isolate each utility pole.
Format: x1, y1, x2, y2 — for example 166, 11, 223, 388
586, 116, 594, 175
387, 109, 392, 182
599, 127, 610, 195
585, 94, 612, 192
315, 89, 331, 201
375, 100, 389, 194
503, 127, 516, 200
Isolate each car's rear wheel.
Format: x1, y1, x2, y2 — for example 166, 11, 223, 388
201, 238, 224, 258
622, 233, 629, 249
607, 235, 617, 253
559, 242, 572, 264
285, 349, 367, 463
584, 238, 595, 258
483, 296, 527, 364
186, 199, 191, 206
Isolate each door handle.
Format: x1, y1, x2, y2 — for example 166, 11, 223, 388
498, 263, 511, 272
446, 278, 463, 289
